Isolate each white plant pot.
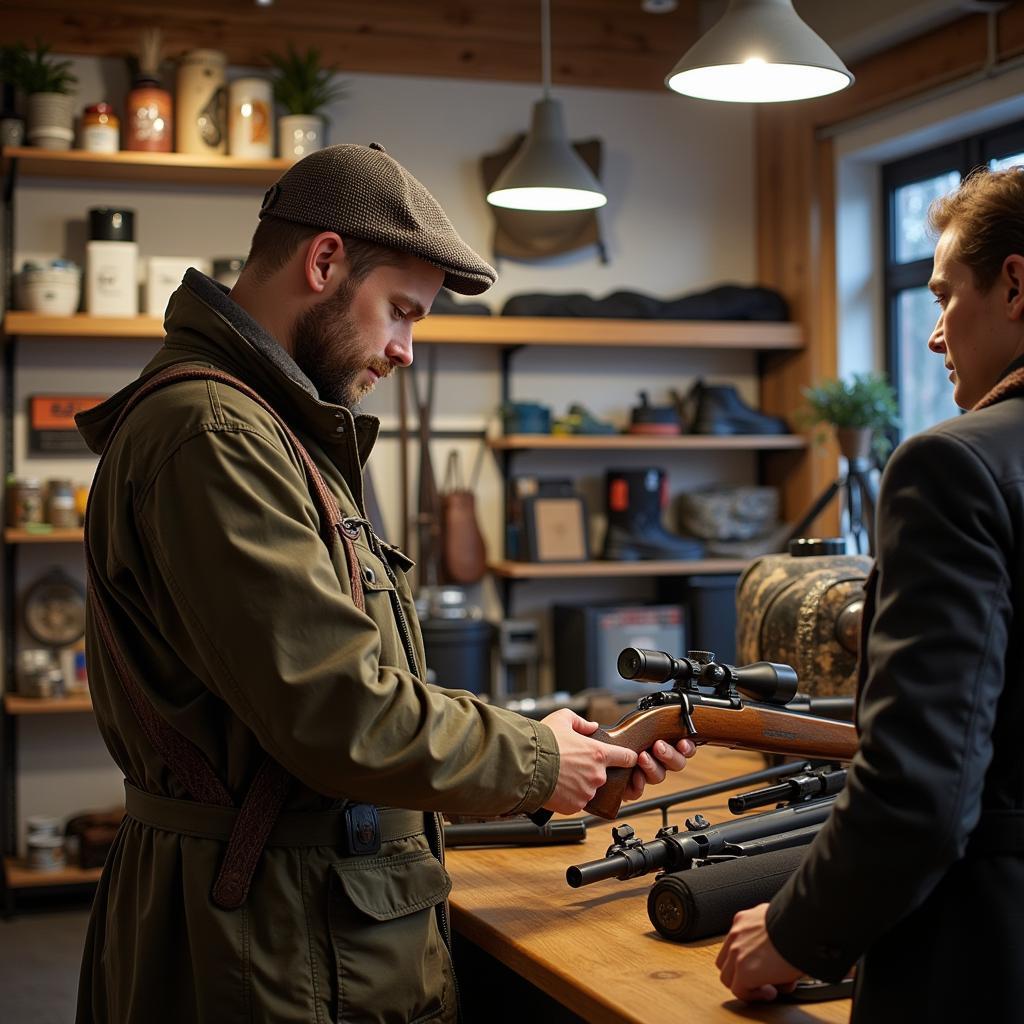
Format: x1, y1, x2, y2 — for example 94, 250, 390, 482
26, 92, 74, 150
278, 114, 324, 160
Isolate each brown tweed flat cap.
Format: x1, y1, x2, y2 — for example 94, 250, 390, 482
259, 142, 496, 295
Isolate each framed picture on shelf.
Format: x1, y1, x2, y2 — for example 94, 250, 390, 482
522, 495, 589, 562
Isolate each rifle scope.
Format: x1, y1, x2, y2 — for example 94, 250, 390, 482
616, 648, 799, 706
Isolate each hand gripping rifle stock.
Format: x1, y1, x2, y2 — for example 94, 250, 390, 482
585, 648, 858, 821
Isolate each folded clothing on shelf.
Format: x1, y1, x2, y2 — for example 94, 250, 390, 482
500, 283, 789, 321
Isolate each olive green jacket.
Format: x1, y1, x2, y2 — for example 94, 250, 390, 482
74, 270, 559, 1023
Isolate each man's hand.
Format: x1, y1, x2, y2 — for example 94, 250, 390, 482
716, 903, 803, 1002
622, 738, 696, 801
540, 709, 639, 814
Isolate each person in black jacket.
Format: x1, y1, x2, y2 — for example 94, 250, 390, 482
716, 165, 1024, 1020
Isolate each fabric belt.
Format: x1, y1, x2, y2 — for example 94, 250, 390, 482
124, 783, 424, 849
966, 809, 1024, 856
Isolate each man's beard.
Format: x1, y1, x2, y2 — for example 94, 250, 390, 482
291, 284, 392, 409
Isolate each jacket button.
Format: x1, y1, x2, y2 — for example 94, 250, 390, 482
362, 566, 376, 584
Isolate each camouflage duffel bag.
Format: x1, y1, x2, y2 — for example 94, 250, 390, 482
736, 551, 872, 697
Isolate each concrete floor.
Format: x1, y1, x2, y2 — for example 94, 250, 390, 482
0, 906, 89, 1024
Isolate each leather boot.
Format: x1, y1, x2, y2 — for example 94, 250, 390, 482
601, 468, 705, 561
685, 380, 788, 435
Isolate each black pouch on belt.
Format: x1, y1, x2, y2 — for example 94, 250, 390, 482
346, 803, 382, 856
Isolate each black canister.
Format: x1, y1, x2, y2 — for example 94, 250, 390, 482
420, 618, 495, 695
89, 207, 136, 242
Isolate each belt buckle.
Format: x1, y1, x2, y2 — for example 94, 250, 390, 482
345, 803, 381, 856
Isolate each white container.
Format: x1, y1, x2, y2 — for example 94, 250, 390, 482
19, 266, 81, 315
278, 114, 324, 160
26, 815, 62, 838
228, 78, 273, 159
27, 834, 66, 872
176, 49, 227, 155
146, 256, 210, 317
87, 240, 139, 317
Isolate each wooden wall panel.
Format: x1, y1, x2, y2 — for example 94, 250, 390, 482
0, 0, 700, 92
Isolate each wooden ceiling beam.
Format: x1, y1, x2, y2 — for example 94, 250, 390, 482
0, 1, 700, 92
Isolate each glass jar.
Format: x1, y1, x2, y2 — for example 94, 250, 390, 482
81, 103, 120, 153
7, 477, 43, 528
46, 479, 78, 529
124, 77, 172, 152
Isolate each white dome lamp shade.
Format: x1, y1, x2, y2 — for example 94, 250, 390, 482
486, 0, 607, 211
665, 0, 854, 104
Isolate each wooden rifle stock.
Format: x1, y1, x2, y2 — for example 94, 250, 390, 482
585, 702, 858, 821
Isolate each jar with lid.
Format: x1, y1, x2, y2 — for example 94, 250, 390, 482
47, 479, 78, 529
176, 49, 227, 155
7, 477, 44, 528
125, 77, 172, 152
81, 103, 120, 153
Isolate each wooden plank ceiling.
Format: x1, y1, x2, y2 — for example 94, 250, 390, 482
0, 0, 700, 92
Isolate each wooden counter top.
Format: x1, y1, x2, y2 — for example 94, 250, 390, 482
446, 746, 848, 1024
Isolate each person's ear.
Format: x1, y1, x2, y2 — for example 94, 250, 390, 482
302, 232, 345, 294
1003, 253, 1024, 320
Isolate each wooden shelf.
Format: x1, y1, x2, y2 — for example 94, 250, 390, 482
4, 693, 93, 715
490, 434, 806, 451
5, 527, 84, 544
489, 558, 749, 579
4, 855, 102, 889
2, 146, 290, 187
4, 311, 803, 350
416, 316, 803, 349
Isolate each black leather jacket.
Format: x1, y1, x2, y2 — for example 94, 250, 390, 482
766, 355, 1024, 1021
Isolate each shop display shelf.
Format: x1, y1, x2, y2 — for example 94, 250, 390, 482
5, 527, 85, 544
4, 311, 803, 350
488, 558, 750, 579
490, 434, 807, 450
1, 146, 290, 187
3, 693, 93, 715
3, 855, 102, 889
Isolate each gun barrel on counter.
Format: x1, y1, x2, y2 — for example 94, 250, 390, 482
566, 796, 836, 888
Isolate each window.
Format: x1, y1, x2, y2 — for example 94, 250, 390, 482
882, 120, 1024, 440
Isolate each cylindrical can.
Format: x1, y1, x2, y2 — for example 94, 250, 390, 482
7, 477, 44, 528
176, 49, 227, 155
81, 103, 120, 153
47, 479, 78, 528
228, 77, 273, 159
27, 834, 66, 872
124, 78, 172, 152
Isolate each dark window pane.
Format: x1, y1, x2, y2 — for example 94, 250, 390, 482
894, 171, 960, 264
895, 287, 960, 438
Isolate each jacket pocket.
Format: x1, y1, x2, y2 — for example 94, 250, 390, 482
328, 848, 454, 1024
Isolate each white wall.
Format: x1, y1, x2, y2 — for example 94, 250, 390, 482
8, 53, 757, 852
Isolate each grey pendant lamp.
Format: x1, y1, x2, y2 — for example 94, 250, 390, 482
666, 0, 853, 104
486, 0, 606, 211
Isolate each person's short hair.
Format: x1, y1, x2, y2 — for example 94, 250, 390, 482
244, 215, 405, 286
929, 165, 1024, 290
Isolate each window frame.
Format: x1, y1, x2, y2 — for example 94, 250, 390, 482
881, 119, 1024, 437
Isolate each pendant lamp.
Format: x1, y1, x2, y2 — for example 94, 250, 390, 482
486, 0, 606, 211
665, 0, 853, 104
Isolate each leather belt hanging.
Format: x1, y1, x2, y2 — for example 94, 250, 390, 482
85, 364, 366, 909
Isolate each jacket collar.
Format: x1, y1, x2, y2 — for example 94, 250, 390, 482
973, 352, 1024, 411
77, 269, 380, 465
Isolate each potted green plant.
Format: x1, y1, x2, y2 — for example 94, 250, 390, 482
6, 41, 77, 150
800, 372, 900, 462
266, 45, 346, 160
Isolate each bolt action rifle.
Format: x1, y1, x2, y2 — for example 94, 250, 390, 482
585, 648, 858, 821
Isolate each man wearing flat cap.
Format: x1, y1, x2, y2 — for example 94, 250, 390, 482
74, 143, 693, 1022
